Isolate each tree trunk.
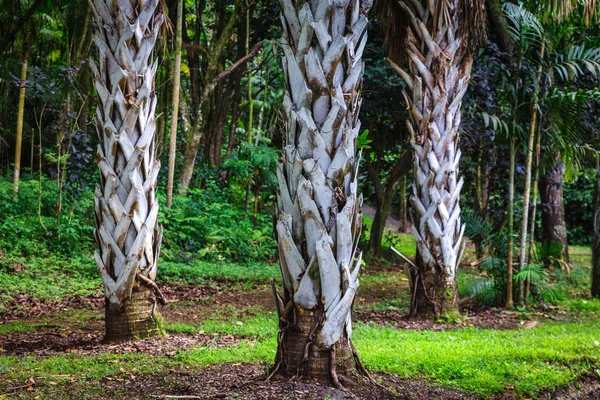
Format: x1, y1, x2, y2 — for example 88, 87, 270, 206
517, 39, 545, 305
166, 0, 184, 208
389, 0, 471, 318
179, 6, 239, 195
539, 160, 570, 263
592, 145, 600, 298
473, 146, 491, 260
104, 284, 162, 342
398, 175, 408, 232
369, 189, 394, 256
528, 123, 542, 261
506, 139, 516, 309
366, 153, 411, 256
89, 0, 165, 342
272, 0, 371, 386
13, 27, 29, 194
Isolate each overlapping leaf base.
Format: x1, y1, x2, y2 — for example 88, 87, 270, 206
89, 0, 165, 341
272, 0, 371, 386
394, 0, 470, 316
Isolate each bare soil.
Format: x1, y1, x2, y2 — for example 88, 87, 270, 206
99, 363, 477, 400
0, 329, 239, 357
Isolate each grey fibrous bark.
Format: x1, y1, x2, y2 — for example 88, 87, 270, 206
387, 0, 476, 316
272, 0, 371, 385
89, 0, 166, 342
166, 0, 183, 208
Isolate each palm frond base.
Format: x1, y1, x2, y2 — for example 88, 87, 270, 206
271, 306, 363, 387
104, 285, 165, 343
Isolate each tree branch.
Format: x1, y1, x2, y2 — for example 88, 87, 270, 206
216, 42, 262, 83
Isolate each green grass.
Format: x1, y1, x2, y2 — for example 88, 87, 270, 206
354, 321, 600, 396
0, 254, 101, 309
0, 254, 280, 311
3, 312, 599, 397
166, 312, 277, 341
159, 260, 280, 286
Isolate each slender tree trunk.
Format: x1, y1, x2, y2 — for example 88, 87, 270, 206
272, 0, 371, 386
398, 175, 408, 232
540, 159, 570, 263
89, 0, 166, 342
506, 139, 516, 309
369, 188, 394, 256
225, 12, 246, 159
166, 0, 183, 208
245, 0, 254, 144
388, 0, 472, 317
592, 141, 600, 298
518, 38, 545, 305
505, 44, 524, 310
13, 27, 30, 194
528, 124, 542, 261
473, 146, 490, 260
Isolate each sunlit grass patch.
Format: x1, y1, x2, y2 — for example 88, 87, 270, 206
354, 320, 600, 396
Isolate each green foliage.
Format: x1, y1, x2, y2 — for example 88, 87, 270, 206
158, 260, 279, 286
0, 178, 95, 257
159, 186, 276, 264
564, 168, 597, 245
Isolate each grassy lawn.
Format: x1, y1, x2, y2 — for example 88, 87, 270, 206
2, 308, 599, 397
1, 229, 598, 398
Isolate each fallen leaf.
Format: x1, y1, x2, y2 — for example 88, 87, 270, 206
522, 321, 539, 329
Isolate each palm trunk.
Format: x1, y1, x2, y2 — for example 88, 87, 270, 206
13, 27, 30, 194
272, 0, 371, 386
388, 0, 472, 317
89, 0, 165, 342
166, 0, 184, 208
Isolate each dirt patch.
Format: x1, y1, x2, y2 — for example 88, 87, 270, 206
99, 363, 476, 400
0, 293, 104, 323
161, 283, 274, 325
537, 371, 600, 400
0, 282, 275, 324
0, 328, 239, 357
354, 308, 526, 331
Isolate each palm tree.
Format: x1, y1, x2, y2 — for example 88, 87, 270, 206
272, 0, 371, 386
384, 0, 486, 316
89, 0, 166, 342
383, 0, 599, 315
